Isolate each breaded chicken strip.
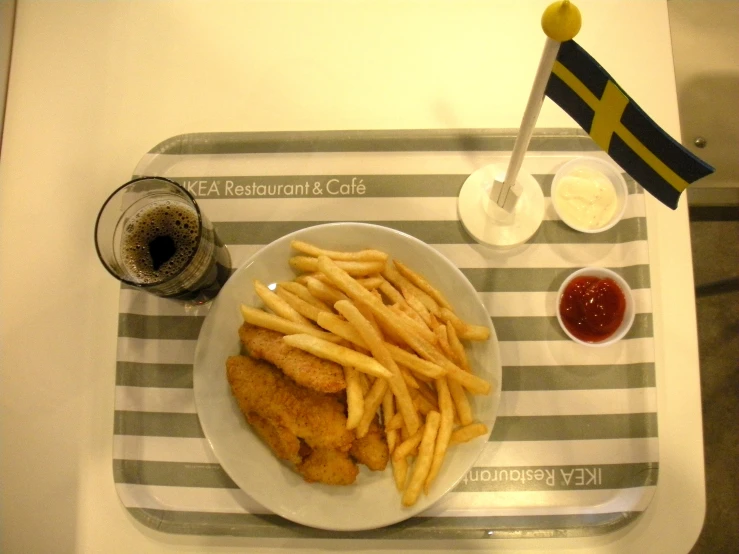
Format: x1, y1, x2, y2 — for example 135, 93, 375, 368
244, 411, 301, 465
350, 417, 389, 471
226, 355, 354, 453
239, 323, 346, 394
297, 448, 359, 486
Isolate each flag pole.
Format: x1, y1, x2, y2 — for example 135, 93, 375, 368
491, 38, 561, 211
492, 0, 582, 212
457, 0, 581, 248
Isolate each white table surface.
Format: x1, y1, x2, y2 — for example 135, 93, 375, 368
0, 1, 705, 553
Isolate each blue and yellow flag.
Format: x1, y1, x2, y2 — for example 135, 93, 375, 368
545, 40, 714, 209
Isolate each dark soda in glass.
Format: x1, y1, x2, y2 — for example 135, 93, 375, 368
95, 177, 231, 303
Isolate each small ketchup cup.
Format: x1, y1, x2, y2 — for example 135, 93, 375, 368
556, 267, 636, 347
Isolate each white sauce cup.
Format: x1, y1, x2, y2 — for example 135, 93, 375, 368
551, 157, 628, 233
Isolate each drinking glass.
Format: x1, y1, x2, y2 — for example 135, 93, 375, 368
95, 176, 231, 303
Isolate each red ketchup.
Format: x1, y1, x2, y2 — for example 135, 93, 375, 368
559, 276, 626, 343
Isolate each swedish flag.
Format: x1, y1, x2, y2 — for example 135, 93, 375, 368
545, 40, 714, 209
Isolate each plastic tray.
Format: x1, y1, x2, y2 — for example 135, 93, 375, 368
113, 129, 658, 539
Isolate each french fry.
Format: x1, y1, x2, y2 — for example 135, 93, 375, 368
381, 261, 419, 296
424, 378, 454, 493
382, 390, 397, 453
357, 378, 389, 438
277, 281, 331, 311
389, 352, 446, 381
434, 324, 454, 361
311, 272, 384, 291
387, 428, 398, 455
403, 290, 435, 328
445, 363, 491, 395
383, 262, 440, 316
370, 312, 408, 346
386, 411, 403, 432
394, 337, 490, 395
275, 286, 328, 323
396, 302, 426, 328
450, 386, 460, 425
394, 259, 453, 311
315, 312, 371, 348
402, 411, 441, 506
392, 456, 409, 491
335, 299, 420, 436
355, 300, 383, 338
291, 240, 389, 262
449, 422, 489, 445
290, 256, 385, 276
416, 381, 440, 411
344, 366, 364, 430
378, 278, 409, 308
393, 426, 424, 462
411, 392, 436, 416
400, 419, 410, 441
400, 367, 420, 389
446, 322, 470, 372
305, 276, 350, 305
427, 313, 441, 331
439, 307, 491, 341
358, 276, 384, 290
318, 313, 449, 381
282, 334, 393, 380
448, 379, 473, 426
308, 272, 334, 285
387, 304, 437, 345
294, 274, 312, 286
352, 342, 372, 358
384, 262, 438, 324
408, 367, 434, 385
254, 279, 313, 326
240, 305, 341, 343
391, 315, 488, 394
358, 371, 370, 396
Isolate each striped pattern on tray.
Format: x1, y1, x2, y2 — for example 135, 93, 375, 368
113, 130, 658, 539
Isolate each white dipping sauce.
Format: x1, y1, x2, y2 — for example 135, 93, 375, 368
554, 166, 618, 229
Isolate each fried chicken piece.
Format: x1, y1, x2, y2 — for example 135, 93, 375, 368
297, 448, 359, 486
239, 323, 346, 394
226, 355, 354, 452
350, 418, 389, 471
244, 411, 301, 465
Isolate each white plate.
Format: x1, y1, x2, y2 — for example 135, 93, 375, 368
193, 222, 502, 531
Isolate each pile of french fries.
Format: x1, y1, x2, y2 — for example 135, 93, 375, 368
239, 239, 492, 507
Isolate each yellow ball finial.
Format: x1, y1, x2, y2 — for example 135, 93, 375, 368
541, 0, 582, 42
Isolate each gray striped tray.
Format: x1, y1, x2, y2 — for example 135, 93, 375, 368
114, 129, 658, 539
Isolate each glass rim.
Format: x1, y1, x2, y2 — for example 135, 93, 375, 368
94, 176, 205, 289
